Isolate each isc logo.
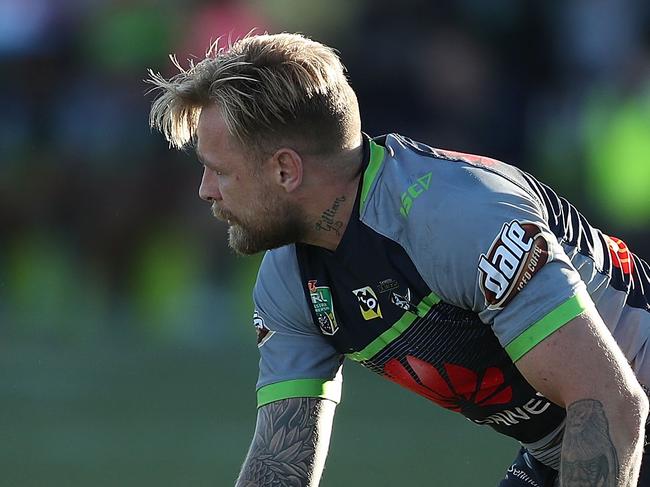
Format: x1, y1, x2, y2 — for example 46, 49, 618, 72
478, 220, 550, 309
400, 172, 432, 218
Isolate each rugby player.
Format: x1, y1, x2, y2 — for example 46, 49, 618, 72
147, 33, 650, 486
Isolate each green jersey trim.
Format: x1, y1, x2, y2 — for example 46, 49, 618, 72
505, 288, 591, 362
360, 140, 386, 211
347, 292, 441, 362
257, 379, 342, 408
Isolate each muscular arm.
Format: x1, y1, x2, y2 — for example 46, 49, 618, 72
515, 310, 648, 486
235, 397, 337, 487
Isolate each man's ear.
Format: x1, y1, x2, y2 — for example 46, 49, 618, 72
270, 148, 303, 192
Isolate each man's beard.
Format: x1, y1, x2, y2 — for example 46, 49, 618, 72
212, 198, 307, 255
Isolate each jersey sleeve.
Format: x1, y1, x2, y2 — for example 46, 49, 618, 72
253, 245, 343, 408
400, 152, 593, 363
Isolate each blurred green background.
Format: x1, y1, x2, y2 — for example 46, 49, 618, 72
1, 0, 649, 485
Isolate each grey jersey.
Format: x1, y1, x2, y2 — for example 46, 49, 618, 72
251, 133, 650, 468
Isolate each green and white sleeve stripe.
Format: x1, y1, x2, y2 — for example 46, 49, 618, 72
256, 378, 342, 408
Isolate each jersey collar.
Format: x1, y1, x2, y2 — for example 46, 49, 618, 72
331, 134, 386, 257
359, 135, 387, 213
297, 134, 386, 256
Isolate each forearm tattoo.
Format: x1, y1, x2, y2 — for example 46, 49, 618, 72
560, 399, 619, 486
236, 398, 322, 487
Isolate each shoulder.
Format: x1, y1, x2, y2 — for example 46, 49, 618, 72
256, 244, 299, 289
362, 133, 544, 241
363, 134, 555, 307
254, 244, 314, 334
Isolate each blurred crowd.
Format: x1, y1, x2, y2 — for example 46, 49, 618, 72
1, 0, 649, 344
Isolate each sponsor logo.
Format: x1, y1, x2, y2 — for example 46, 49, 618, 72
308, 280, 338, 335
400, 172, 432, 218
390, 288, 419, 314
506, 465, 540, 487
478, 220, 550, 310
384, 356, 512, 413
473, 396, 552, 427
352, 286, 383, 320
606, 235, 634, 275
432, 148, 499, 167
253, 310, 275, 347
377, 278, 399, 294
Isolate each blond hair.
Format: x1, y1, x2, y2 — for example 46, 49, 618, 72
147, 33, 361, 155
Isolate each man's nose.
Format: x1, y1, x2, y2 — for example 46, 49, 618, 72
198, 167, 222, 202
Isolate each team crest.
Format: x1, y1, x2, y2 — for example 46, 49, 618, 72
390, 288, 419, 314
253, 310, 274, 347
308, 281, 339, 335
352, 286, 383, 320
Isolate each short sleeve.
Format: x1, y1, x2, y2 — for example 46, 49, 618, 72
253, 246, 343, 407
401, 155, 593, 362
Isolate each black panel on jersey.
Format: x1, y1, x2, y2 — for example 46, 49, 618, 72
521, 171, 650, 311
294, 137, 565, 444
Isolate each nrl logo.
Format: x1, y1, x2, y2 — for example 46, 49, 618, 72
308, 280, 339, 335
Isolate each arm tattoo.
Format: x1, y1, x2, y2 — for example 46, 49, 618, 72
236, 398, 323, 487
315, 196, 346, 235
561, 399, 619, 486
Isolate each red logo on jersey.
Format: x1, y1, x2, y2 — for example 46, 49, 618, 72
605, 235, 634, 275
432, 148, 499, 166
478, 220, 550, 309
384, 355, 512, 412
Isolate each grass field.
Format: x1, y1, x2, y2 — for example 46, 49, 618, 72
1, 337, 516, 486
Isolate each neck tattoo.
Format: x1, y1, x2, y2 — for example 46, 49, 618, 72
315, 196, 346, 236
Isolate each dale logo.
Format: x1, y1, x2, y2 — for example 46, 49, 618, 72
478, 220, 550, 310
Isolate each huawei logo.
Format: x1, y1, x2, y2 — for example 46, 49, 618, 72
384, 355, 512, 412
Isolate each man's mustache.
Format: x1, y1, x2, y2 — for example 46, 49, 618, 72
212, 203, 229, 220
211, 202, 238, 224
